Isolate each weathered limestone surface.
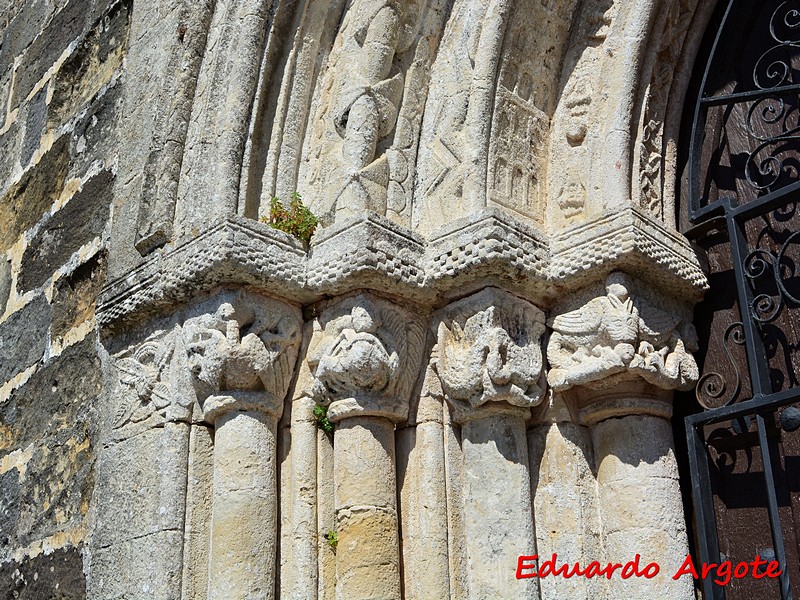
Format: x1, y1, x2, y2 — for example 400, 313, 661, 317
0, 0, 717, 597
434, 289, 545, 599
528, 415, 604, 600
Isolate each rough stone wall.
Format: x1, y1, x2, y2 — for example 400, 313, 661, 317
0, 0, 130, 596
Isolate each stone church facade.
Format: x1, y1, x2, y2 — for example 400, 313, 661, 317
1, 0, 796, 598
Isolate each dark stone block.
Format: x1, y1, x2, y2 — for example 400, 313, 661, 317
0, 337, 98, 551
65, 79, 122, 175
0, 134, 69, 253
0, 112, 20, 192
0, 257, 11, 315
52, 252, 107, 340
0, 469, 20, 547
20, 84, 47, 167
0, 338, 100, 459
0, 0, 48, 76
18, 169, 114, 291
0, 294, 50, 385
16, 420, 94, 547
10, 0, 93, 110
47, 0, 130, 131
0, 546, 86, 599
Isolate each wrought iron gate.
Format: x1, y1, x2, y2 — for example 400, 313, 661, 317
684, 1, 800, 599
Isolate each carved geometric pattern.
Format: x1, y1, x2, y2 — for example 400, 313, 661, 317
99, 207, 708, 331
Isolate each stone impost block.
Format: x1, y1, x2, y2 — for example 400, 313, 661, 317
98, 217, 308, 334
97, 207, 707, 336
307, 212, 426, 298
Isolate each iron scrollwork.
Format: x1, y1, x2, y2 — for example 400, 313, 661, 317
743, 2, 800, 192
744, 232, 800, 323
696, 322, 745, 409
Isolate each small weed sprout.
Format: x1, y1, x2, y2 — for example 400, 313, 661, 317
313, 404, 334, 435
324, 530, 338, 552
261, 192, 318, 246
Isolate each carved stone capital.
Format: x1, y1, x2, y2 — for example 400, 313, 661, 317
546, 271, 699, 393
182, 291, 302, 422
307, 294, 425, 423
433, 288, 546, 424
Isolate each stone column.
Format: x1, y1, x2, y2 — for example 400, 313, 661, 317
202, 394, 282, 600
183, 292, 302, 600
578, 384, 693, 600
434, 288, 545, 599
396, 362, 450, 600
528, 394, 603, 600
547, 272, 699, 600
307, 294, 425, 600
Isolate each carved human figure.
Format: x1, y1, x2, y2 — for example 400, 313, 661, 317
323, 0, 419, 221
115, 331, 183, 432
547, 271, 699, 391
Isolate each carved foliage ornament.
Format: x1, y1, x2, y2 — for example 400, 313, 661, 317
547, 272, 699, 392
115, 292, 302, 430
115, 327, 190, 433
434, 288, 546, 419
307, 294, 425, 422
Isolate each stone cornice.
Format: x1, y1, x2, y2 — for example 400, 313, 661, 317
98, 208, 708, 333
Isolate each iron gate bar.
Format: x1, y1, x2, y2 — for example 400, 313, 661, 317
685, 388, 800, 428
726, 214, 772, 398
687, 418, 726, 600
685, 1, 800, 597
687, 0, 734, 217
756, 412, 794, 600
730, 181, 800, 221
700, 82, 800, 107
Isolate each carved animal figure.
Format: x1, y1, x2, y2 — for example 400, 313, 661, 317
548, 272, 699, 391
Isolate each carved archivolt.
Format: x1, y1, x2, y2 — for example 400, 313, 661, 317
547, 271, 699, 392
434, 288, 546, 420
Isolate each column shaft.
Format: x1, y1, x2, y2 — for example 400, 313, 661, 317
461, 411, 539, 599
592, 414, 693, 600
208, 410, 278, 600
528, 421, 603, 600
397, 394, 450, 599
334, 416, 401, 600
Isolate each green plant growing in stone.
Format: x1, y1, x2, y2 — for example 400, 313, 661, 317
313, 404, 334, 434
324, 530, 338, 552
261, 192, 318, 246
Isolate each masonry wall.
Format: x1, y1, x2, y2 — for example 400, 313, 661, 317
0, 1, 130, 596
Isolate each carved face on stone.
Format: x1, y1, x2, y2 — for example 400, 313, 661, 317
435, 291, 545, 410
184, 295, 301, 399
309, 302, 400, 402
